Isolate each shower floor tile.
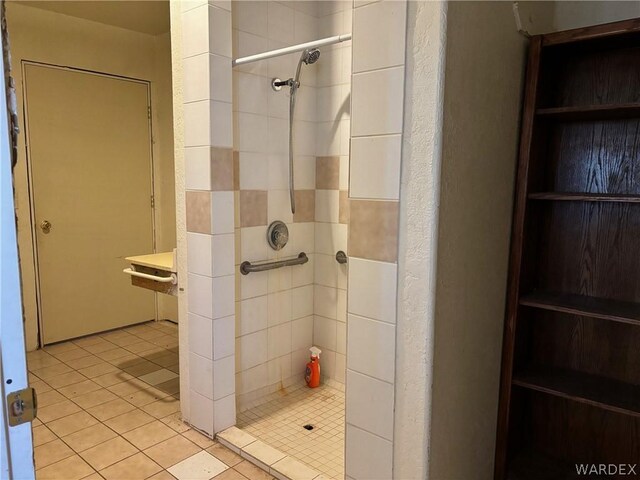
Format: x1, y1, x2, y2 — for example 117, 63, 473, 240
237, 383, 344, 479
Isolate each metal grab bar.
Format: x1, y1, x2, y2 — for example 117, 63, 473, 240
123, 268, 177, 284
240, 252, 308, 275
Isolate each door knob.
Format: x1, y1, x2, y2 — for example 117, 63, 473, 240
40, 220, 52, 234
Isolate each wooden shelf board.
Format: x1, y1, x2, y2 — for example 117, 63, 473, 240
528, 192, 640, 203
519, 291, 640, 326
536, 103, 640, 120
507, 449, 581, 480
513, 366, 640, 419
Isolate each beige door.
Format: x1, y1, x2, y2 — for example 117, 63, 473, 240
24, 63, 156, 345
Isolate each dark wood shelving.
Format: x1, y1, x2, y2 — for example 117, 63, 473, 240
536, 103, 640, 120
507, 449, 580, 480
528, 192, 640, 203
519, 292, 640, 326
513, 367, 640, 419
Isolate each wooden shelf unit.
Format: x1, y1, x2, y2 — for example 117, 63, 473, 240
495, 19, 640, 480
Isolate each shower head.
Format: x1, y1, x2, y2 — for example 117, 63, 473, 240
303, 48, 320, 65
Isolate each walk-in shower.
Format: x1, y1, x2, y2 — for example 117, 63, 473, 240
271, 48, 321, 214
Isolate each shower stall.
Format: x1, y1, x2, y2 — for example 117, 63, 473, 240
231, 2, 352, 477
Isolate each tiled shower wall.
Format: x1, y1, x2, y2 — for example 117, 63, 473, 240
232, 0, 319, 410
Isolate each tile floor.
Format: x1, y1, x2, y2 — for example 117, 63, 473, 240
27, 321, 275, 480
236, 384, 344, 479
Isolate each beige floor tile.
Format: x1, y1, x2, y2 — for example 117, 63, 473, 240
28, 354, 61, 371
79, 436, 139, 471
155, 378, 180, 396
142, 397, 180, 419
57, 379, 102, 398
33, 425, 57, 447
124, 360, 163, 377
35, 438, 75, 469
167, 451, 228, 480
99, 452, 163, 480
138, 368, 178, 386
108, 334, 143, 347
213, 469, 250, 480
77, 361, 119, 378
121, 385, 170, 407
73, 388, 119, 409
125, 341, 158, 355
122, 420, 177, 450
159, 412, 191, 433
46, 372, 89, 389
38, 399, 82, 423
69, 355, 104, 370
31, 379, 53, 394
104, 408, 155, 434
80, 474, 103, 480
143, 435, 201, 468
47, 411, 99, 437
92, 370, 135, 388
43, 342, 80, 355
36, 454, 95, 479
182, 429, 215, 449
31, 363, 73, 380
96, 347, 133, 362
150, 353, 180, 368
52, 348, 92, 363
62, 423, 118, 452
206, 443, 244, 467
166, 364, 180, 374
83, 341, 118, 354
107, 378, 151, 397
72, 335, 105, 347
87, 398, 136, 421
234, 460, 274, 480
36, 389, 67, 408
147, 471, 177, 480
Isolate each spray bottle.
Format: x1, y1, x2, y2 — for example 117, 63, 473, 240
305, 346, 321, 388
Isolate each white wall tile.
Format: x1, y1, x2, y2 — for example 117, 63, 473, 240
240, 226, 269, 263
267, 190, 293, 224
267, 354, 292, 385
293, 155, 316, 190
294, 10, 318, 43
210, 54, 233, 103
315, 190, 339, 223
238, 113, 268, 153
291, 348, 308, 377
335, 353, 346, 383
209, 5, 232, 57
188, 273, 213, 318
212, 234, 235, 277
348, 314, 395, 383
232, 0, 268, 37
240, 267, 269, 299
348, 257, 397, 323
313, 315, 337, 351
182, 5, 209, 58
322, 349, 336, 379
267, 323, 292, 360
213, 355, 235, 399
290, 223, 315, 254
213, 394, 236, 433
183, 53, 210, 103
239, 152, 269, 190
267, 266, 292, 293
346, 370, 394, 439
184, 100, 211, 147
211, 191, 235, 234
337, 288, 347, 322
190, 390, 214, 435
234, 30, 268, 76
213, 315, 235, 360
236, 363, 268, 395
350, 135, 402, 200
268, 290, 292, 326
336, 321, 346, 355
268, 154, 289, 190
314, 254, 338, 288
236, 72, 269, 115
211, 101, 233, 148
268, 2, 295, 43
188, 233, 213, 277
291, 316, 313, 352
212, 275, 235, 318
345, 424, 393, 480
314, 285, 337, 319
353, 0, 407, 73
190, 352, 214, 399
239, 295, 268, 336
352, 67, 405, 136
185, 146, 212, 190
236, 330, 268, 372
292, 285, 314, 319
315, 223, 347, 255
189, 313, 213, 360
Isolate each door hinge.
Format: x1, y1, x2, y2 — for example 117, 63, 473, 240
147, 105, 152, 119
151, 195, 155, 208
6, 387, 37, 426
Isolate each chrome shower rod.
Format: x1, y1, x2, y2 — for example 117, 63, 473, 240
232, 33, 352, 67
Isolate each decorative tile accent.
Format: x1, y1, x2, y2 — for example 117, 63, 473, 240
211, 147, 235, 191
233, 151, 240, 191
240, 190, 268, 227
348, 200, 399, 262
293, 190, 315, 223
316, 156, 340, 190
186, 191, 212, 234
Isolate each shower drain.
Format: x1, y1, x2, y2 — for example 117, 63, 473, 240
303, 424, 314, 431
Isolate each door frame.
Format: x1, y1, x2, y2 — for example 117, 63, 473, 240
21, 61, 158, 346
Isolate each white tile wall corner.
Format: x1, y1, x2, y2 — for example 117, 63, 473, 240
348, 258, 397, 323
350, 135, 402, 200
346, 370, 394, 440
238, 295, 268, 336
189, 312, 213, 360
347, 314, 395, 383
182, 0, 236, 437
353, 0, 407, 73
345, 424, 393, 480
315, 190, 340, 223
351, 67, 405, 137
